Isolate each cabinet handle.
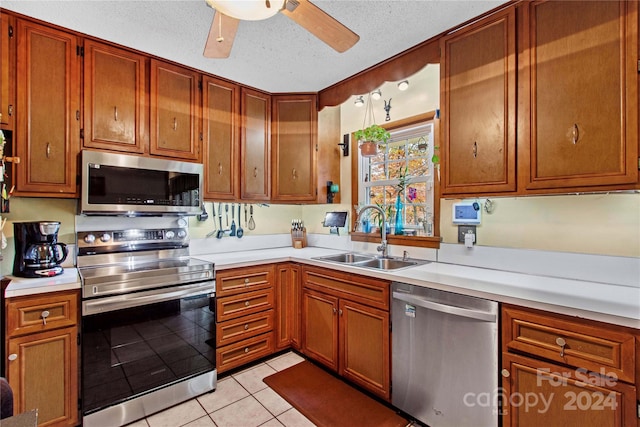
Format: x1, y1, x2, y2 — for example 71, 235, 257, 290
332, 307, 337, 315
244, 347, 249, 353
338, 309, 343, 316
8, 105, 13, 116
244, 278, 250, 285
253, 167, 258, 178
571, 124, 579, 144
244, 301, 250, 307
501, 369, 510, 378
41, 310, 50, 325
292, 168, 297, 180
8, 354, 17, 362
46, 142, 51, 159
218, 162, 223, 175
472, 141, 478, 159
173, 117, 177, 131
244, 324, 249, 330
114, 106, 118, 122
556, 337, 567, 357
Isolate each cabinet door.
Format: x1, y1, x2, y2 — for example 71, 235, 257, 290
275, 263, 301, 350
301, 289, 338, 371
524, 0, 638, 189
441, 7, 516, 195
1, 13, 15, 130
339, 299, 390, 400
241, 87, 270, 200
16, 20, 80, 196
501, 353, 637, 427
83, 40, 146, 153
203, 76, 240, 200
7, 327, 79, 427
150, 59, 200, 161
271, 94, 317, 202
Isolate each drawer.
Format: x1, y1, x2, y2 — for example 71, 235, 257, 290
217, 309, 275, 347
216, 332, 274, 374
6, 290, 79, 337
216, 264, 275, 297
216, 288, 275, 322
302, 266, 390, 310
503, 306, 636, 383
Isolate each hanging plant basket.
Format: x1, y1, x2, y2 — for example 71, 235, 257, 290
359, 141, 378, 157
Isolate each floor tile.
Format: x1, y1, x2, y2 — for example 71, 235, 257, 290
182, 415, 216, 427
232, 363, 277, 394
265, 352, 305, 372
210, 396, 273, 427
253, 387, 292, 416
277, 408, 316, 427
146, 399, 207, 427
197, 376, 250, 413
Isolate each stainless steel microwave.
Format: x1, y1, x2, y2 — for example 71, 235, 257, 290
79, 150, 203, 216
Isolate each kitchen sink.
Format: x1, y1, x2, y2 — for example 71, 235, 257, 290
314, 253, 375, 264
312, 253, 427, 270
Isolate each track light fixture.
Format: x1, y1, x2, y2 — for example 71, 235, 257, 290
371, 89, 382, 100
397, 80, 409, 91
354, 96, 365, 107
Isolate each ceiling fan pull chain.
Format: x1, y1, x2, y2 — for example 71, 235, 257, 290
216, 13, 224, 42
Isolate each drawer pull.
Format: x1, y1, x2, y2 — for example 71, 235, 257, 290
501, 369, 510, 378
556, 337, 567, 357
41, 310, 50, 325
8, 354, 17, 362
245, 301, 250, 307
244, 278, 250, 285
244, 347, 249, 353
244, 324, 249, 330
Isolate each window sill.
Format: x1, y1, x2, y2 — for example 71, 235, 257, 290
350, 231, 440, 249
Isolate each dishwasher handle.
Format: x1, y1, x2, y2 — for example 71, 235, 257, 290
393, 291, 497, 323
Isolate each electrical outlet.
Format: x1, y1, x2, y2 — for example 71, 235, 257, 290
458, 225, 477, 244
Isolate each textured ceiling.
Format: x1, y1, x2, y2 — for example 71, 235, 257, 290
2, 0, 506, 93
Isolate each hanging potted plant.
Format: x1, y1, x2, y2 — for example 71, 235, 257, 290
354, 124, 391, 157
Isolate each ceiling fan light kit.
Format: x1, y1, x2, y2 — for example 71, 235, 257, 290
397, 80, 409, 91
205, 0, 283, 21
371, 89, 382, 100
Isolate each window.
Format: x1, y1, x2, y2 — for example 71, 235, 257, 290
351, 112, 440, 248
359, 121, 435, 236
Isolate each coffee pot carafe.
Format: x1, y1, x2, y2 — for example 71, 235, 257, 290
13, 221, 68, 278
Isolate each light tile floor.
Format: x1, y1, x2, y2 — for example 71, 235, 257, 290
125, 352, 317, 427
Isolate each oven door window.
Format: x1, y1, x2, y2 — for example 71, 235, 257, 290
81, 293, 215, 414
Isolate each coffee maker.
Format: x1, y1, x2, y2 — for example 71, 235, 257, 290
13, 221, 68, 278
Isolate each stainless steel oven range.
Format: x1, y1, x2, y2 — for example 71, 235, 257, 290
77, 226, 216, 427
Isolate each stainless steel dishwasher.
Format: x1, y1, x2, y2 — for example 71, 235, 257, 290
392, 282, 499, 427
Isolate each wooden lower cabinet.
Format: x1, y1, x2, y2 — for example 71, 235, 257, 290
301, 266, 391, 400
5, 290, 79, 427
501, 304, 640, 427
275, 263, 301, 350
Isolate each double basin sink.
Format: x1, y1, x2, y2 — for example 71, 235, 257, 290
312, 252, 428, 271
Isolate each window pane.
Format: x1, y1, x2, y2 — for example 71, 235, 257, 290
369, 162, 386, 182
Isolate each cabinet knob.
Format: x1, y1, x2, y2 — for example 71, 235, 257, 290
41, 310, 50, 325
8, 354, 17, 361
332, 307, 337, 315
556, 337, 567, 357
244, 278, 250, 284
501, 369, 510, 378
244, 347, 249, 353
338, 309, 343, 316
245, 301, 250, 307
244, 324, 249, 330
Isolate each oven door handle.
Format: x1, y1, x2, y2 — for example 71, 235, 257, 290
82, 281, 215, 315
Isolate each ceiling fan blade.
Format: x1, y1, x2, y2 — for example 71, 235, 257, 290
203, 11, 240, 58
281, 0, 359, 53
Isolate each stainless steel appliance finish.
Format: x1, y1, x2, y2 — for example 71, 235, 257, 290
392, 282, 499, 427
78, 225, 216, 427
79, 149, 203, 216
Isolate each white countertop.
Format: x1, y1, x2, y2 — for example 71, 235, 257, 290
4, 247, 639, 330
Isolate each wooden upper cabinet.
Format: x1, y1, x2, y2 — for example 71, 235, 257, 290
15, 19, 80, 196
440, 7, 516, 195
523, 0, 638, 189
271, 94, 318, 202
1, 13, 15, 130
203, 76, 240, 200
241, 87, 271, 201
83, 40, 147, 154
150, 59, 200, 161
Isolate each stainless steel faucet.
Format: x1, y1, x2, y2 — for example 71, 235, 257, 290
355, 204, 388, 258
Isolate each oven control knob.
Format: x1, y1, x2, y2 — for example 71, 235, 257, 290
165, 230, 175, 239
84, 234, 96, 244
177, 230, 187, 238
100, 233, 112, 243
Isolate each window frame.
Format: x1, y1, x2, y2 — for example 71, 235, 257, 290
350, 111, 441, 249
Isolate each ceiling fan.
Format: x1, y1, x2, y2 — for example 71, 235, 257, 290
203, 0, 359, 58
